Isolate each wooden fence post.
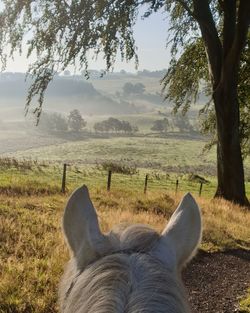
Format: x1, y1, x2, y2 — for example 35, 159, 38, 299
175, 179, 179, 195
199, 182, 203, 196
144, 174, 148, 194
61, 163, 67, 193
107, 170, 112, 191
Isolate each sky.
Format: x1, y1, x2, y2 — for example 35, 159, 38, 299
4, 9, 171, 73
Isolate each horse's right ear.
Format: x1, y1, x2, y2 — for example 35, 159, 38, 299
151, 193, 202, 270
63, 186, 111, 268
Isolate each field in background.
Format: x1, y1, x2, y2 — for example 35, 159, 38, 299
2, 137, 216, 169
2, 135, 250, 179
0, 159, 213, 197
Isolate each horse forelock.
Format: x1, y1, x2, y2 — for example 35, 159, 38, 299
59, 224, 190, 313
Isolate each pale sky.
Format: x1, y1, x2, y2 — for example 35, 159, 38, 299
5, 9, 171, 73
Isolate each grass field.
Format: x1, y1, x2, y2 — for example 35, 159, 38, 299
3, 136, 216, 169
3, 135, 250, 178
1, 130, 250, 313
2, 157, 250, 198
0, 172, 249, 313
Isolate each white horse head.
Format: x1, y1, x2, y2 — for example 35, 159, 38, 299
59, 185, 202, 313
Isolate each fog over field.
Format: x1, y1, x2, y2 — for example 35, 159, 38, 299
0, 69, 239, 178
0, 70, 204, 143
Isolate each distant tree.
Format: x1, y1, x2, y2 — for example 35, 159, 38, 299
93, 122, 103, 133
94, 121, 109, 133
93, 117, 137, 134
132, 125, 139, 133
121, 120, 133, 133
134, 83, 145, 94
38, 112, 55, 132
151, 118, 169, 133
123, 82, 145, 95
106, 117, 122, 132
172, 115, 193, 133
38, 112, 68, 132
68, 110, 86, 132
52, 113, 68, 131
123, 82, 134, 95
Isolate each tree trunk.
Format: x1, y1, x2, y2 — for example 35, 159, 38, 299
213, 77, 249, 207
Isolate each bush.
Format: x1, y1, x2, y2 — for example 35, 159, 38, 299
96, 160, 138, 175
93, 117, 138, 133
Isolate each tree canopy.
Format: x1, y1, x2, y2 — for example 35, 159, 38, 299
151, 118, 169, 133
93, 117, 137, 133
68, 109, 86, 131
0, 1, 248, 120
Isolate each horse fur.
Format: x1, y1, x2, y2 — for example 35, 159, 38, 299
59, 186, 202, 313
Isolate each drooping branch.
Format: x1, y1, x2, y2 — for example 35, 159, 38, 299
175, 0, 195, 19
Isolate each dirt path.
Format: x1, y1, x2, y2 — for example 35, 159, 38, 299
183, 249, 250, 313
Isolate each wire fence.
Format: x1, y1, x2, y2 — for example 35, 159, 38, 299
60, 163, 215, 198
0, 158, 232, 198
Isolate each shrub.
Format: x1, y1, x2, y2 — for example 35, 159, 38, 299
96, 160, 138, 175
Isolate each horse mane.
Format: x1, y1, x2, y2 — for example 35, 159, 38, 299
59, 224, 189, 313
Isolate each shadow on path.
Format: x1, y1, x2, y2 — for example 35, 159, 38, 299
183, 249, 250, 313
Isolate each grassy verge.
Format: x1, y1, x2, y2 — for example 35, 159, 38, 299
240, 289, 250, 313
2, 159, 249, 198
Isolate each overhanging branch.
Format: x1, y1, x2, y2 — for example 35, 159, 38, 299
175, 0, 195, 19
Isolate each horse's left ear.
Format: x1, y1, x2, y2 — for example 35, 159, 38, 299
63, 185, 111, 268
151, 193, 202, 270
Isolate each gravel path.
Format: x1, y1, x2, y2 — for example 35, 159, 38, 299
183, 249, 250, 313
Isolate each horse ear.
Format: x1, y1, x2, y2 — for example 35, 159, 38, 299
151, 193, 202, 270
63, 186, 111, 268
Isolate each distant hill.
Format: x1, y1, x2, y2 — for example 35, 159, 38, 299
0, 70, 207, 121
0, 72, 166, 118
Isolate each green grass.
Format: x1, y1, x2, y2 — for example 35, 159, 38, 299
0, 157, 250, 313
4, 136, 217, 169
3, 135, 249, 174
1, 159, 249, 199
0, 161, 215, 197
0, 133, 249, 313
1, 183, 250, 313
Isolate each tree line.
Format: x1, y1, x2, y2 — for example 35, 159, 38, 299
93, 117, 138, 134
38, 109, 86, 133
151, 116, 194, 133
38, 112, 139, 134
38, 110, 196, 135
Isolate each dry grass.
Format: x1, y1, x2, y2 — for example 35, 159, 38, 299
0, 188, 249, 313
240, 289, 250, 313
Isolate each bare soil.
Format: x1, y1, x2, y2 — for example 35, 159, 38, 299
183, 249, 250, 313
